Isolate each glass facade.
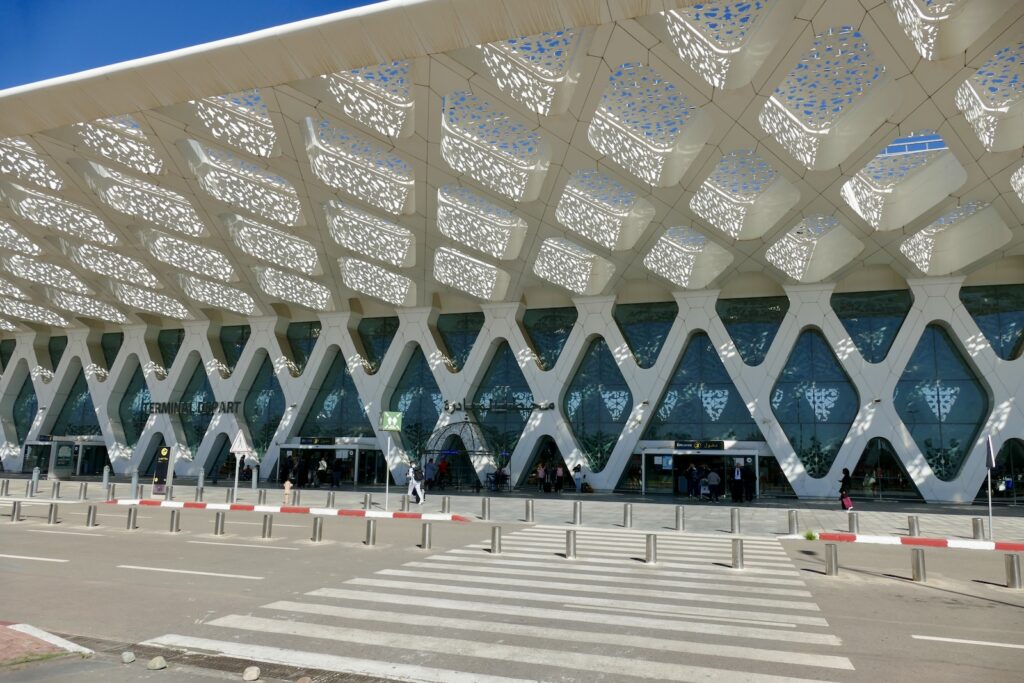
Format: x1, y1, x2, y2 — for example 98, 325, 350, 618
851, 437, 922, 500
564, 337, 632, 473
243, 356, 285, 457
389, 345, 442, 457
48, 335, 67, 369
977, 438, 1024, 504
101, 332, 123, 368
0, 339, 14, 372
830, 289, 912, 363
436, 312, 484, 371
716, 296, 789, 366
613, 301, 678, 368
179, 363, 215, 455
771, 329, 859, 478
298, 351, 374, 437
522, 307, 577, 370
959, 284, 1024, 361
894, 325, 988, 481
219, 325, 250, 371
118, 365, 150, 449
51, 369, 101, 436
286, 321, 321, 374
13, 376, 37, 444
472, 341, 534, 462
644, 332, 762, 442
157, 328, 185, 369
356, 316, 399, 373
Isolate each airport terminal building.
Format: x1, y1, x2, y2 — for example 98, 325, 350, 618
0, 0, 1022, 503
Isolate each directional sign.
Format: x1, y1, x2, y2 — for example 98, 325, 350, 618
379, 411, 403, 432
675, 440, 725, 451
230, 431, 253, 454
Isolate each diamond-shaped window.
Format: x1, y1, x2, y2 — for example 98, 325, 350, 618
441, 91, 550, 202
564, 337, 632, 473
473, 341, 535, 458
243, 356, 286, 457
193, 89, 277, 157
305, 117, 415, 215
831, 289, 913, 363
436, 186, 527, 261
339, 257, 416, 307
613, 301, 678, 369
436, 313, 485, 372
480, 28, 587, 116
13, 375, 38, 444
286, 322, 321, 375
254, 266, 332, 312
522, 307, 577, 371
75, 114, 163, 175
357, 316, 399, 374
759, 26, 897, 170
78, 161, 205, 237
51, 369, 102, 437
157, 329, 185, 369
555, 170, 655, 251
225, 214, 320, 276
895, 325, 988, 481
959, 284, 1024, 361
299, 350, 374, 438
177, 359, 215, 456
118, 364, 150, 448
0, 137, 63, 190
433, 247, 510, 302
644, 332, 762, 441
771, 329, 860, 478
954, 41, 1024, 152
716, 295, 789, 366
322, 60, 414, 139
325, 200, 414, 268
4, 183, 118, 245
48, 336, 67, 370
219, 325, 250, 372
851, 437, 923, 500
589, 63, 710, 187
389, 345, 443, 455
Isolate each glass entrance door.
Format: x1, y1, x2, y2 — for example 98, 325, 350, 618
21, 443, 51, 474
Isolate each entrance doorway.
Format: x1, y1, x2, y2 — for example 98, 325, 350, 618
631, 449, 793, 500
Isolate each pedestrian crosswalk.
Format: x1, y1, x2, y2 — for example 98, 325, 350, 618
142, 525, 854, 682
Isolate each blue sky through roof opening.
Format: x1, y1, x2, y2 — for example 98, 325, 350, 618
0, 1, 380, 90
879, 133, 948, 157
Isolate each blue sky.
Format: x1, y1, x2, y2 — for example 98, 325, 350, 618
0, 0, 379, 90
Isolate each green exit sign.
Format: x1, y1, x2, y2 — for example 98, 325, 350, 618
379, 411, 403, 432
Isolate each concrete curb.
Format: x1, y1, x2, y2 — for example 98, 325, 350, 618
5, 623, 93, 655
103, 499, 471, 523
818, 532, 1024, 552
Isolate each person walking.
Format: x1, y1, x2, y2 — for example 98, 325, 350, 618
406, 461, 425, 504
839, 467, 853, 511
707, 468, 721, 503
572, 463, 583, 493
316, 455, 328, 487
731, 462, 743, 503
536, 463, 546, 492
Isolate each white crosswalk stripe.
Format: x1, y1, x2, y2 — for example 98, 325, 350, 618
142, 526, 853, 682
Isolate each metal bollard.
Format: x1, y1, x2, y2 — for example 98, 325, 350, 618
732, 538, 744, 569
30, 467, 39, 496
9, 500, 21, 522
107, 483, 116, 501
675, 505, 685, 532
788, 509, 799, 535
491, 526, 502, 554
363, 493, 372, 510
825, 543, 839, 576
401, 494, 410, 512
131, 470, 139, 493
421, 522, 432, 550
126, 507, 138, 530
565, 529, 577, 559
911, 548, 927, 583
645, 534, 657, 564
47, 503, 58, 524
365, 518, 377, 546
326, 491, 335, 508
572, 501, 582, 526
525, 499, 534, 523
165, 485, 173, 501
261, 514, 273, 539
85, 504, 97, 527
195, 486, 204, 502
257, 489, 266, 505
972, 517, 985, 540
311, 517, 323, 543
293, 489, 300, 506
848, 512, 859, 534
197, 470, 204, 491
225, 488, 233, 504
731, 508, 741, 534
251, 466, 259, 490
135, 484, 143, 500
623, 503, 633, 529
442, 496, 451, 514
1006, 554, 1022, 590
25, 480, 31, 498
78, 482, 88, 501
102, 465, 110, 490
169, 509, 180, 533
481, 497, 491, 521
0, 479, 7, 496
213, 511, 225, 536
908, 515, 920, 537
51, 481, 60, 499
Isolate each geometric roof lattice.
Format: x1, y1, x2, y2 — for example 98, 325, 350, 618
765, 215, 864, 283
64, 241, 160, 288
0, 276, 29, 300
254, 266, 332, 311
192, 89, 277, 157
433, 246, 510, 302
2, 182, 118, 245
325, 200, 414, 268
113, 282, 191, 320
145, 230, 234, 282
0, 298, 69, 327
322, 60, 414, 139
900, 201, 1012, 276
0, 137, 63, 190
436, 185, 527, 260
48, 288, 127, 323
891, 0, 1016, 61
480, 28, 588, 116
2, 254, 91, 293
0, 218, 41, 255
179, 274, 257, 316
555, 169, 655, 251
643, 226, 733, 290
225, 214, 320, 275
533, 237, 615, 296
954, 40, 1024, 152
74, 115, 164, 175
339, 256, 415, 307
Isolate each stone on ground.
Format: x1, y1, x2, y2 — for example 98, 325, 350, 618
146, 655, 167, 670
120, 651, 135, 664
242, 665, 261, 681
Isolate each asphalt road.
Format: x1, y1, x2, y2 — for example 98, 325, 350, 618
1, 506, 1022, 681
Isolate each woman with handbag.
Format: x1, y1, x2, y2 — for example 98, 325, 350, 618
839, 468, 853, 511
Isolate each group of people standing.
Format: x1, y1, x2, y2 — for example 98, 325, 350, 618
680, 462, 756, 503
534, 462, 583, 493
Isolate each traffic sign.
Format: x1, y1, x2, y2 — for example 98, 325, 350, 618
230, 431, 253, 454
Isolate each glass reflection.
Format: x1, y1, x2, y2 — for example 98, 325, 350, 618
850, 437, 922, 500
436, 313, 484, 371
119, 366, 150, 449
959, 284, 1024, 360
52, 370, 102, 436
179, 364, 214, 456
831, 289, 912, 363
219, 325, 250, 372
389, 345, 442, 457
243, 357, 285, 457
716, 296, 788, 366
357, 316, 399, 374
299, 351, 374, 438
13, 376, 37, 444
286, 321, 321, 374
564, 338, 632, 473
522, 307, 577, 370
613, 301, 678, 368
472, 342, 534, 462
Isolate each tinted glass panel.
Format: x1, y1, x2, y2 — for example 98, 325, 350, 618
51, 369, 101, 436
13, 376, 37, 444
243, 357, 285, 457
644, 332, 762, 441
564, 337, 632, 473
179, 363, 214, 454
389, 345, 442, 457
716, 296, 789, 366
48, 336, 67, 369
613, 301, 678, 368
771, 329, 859, 478
830, 289, 912, 363
436, 313, 485, 371
473, 341, 534, 460
959, 284, 1024, 361
850, 437, 923, 500
219, 325, 251, 371
0, 339, 15, 372
286, 321, 321, 374
101, 332, 123, 368
522, 307, 577, 370
118, 366, 150, 449
157, 329, 185, 369
977, 438, 1024, 503
894, 325, 988, 481
357, 316, 399, 373
299, 352, 374, 437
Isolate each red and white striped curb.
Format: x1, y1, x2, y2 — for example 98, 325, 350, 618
819, 532, 1024, 552
104, 499, 470, 522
